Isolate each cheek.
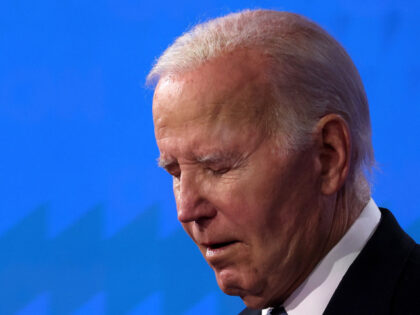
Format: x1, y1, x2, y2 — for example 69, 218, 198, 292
207, 177, 267, 234
206, 177, 250, 213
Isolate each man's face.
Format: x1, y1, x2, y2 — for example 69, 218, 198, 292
153, 52, 331, 308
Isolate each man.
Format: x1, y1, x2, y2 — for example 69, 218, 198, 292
147, 10, 420, 314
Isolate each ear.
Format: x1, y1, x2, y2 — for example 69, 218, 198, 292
314, 114, 351, 195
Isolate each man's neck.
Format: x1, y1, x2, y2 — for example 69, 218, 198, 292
262, 197, 381, 315
323, 191, 368, 265
278, 193, 369, 306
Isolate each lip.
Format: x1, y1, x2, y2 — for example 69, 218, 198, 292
203, 240, 239, 259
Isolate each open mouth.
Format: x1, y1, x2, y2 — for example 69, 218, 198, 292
206, 240, 238, 258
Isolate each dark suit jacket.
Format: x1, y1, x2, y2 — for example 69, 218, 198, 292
239, 208, 420, 315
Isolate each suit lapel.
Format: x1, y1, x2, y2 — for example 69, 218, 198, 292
323, 208, 415, 315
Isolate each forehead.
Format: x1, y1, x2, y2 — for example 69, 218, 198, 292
152, 50, 272, 135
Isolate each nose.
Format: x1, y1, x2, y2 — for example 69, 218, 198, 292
175, 170, 216, 223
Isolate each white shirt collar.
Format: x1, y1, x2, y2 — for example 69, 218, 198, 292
262, 198, 381, 315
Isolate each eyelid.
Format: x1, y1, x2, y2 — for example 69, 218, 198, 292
209, 167, 230, 175
205, 162, 235, 175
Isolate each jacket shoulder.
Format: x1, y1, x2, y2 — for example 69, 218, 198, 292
324, 208, 419, 315
392, 243, 420, 314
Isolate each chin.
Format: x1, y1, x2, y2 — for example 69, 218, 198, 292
215, 268, 242, 294
215, 269, 271, 309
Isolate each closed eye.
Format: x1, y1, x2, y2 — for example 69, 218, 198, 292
206, 167, 231, 176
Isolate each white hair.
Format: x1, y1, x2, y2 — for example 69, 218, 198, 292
147, 9, 374, 203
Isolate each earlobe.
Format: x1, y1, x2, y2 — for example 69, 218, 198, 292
315, 114, 351, 195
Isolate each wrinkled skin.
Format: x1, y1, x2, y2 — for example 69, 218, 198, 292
152, 51, 350, 308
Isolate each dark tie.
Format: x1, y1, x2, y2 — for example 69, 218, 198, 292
267, 306, 288, 315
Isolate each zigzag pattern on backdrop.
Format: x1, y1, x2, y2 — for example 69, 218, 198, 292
0, 205, 243, 314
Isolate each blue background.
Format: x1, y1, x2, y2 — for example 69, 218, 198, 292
1, 0, 419, 314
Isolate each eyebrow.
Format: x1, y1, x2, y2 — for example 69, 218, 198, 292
157, 152, 238, 168
156, 157, 175, 169
196, 153, 234, 164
